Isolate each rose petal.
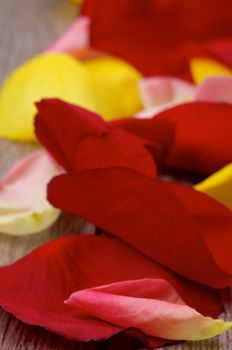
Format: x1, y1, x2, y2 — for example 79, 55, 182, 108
194, 76, 232, 104
136, 76, 232, 117
0, 53, 101, 141
156, 102, 232, 175
67, 279, 232, 341
48, 168, 232, 288
83, 56, 143, 118
0, 235, 225, 345
47, 17, 90, 55
207, 40, 232, 70
35, 98, 175, 172
190, 57, 232, 84
195, 163, 232, 210
35, 99, 157, 177
128, 99, 232, 176
81, 0, 232, 79
35, 99, 107, 170
136, 76, 232, 118
73, 129, 157, 177
0, 150, 60, 235
108, 116, 175, 167
0, 52, 141, 142
163, 181, 232, 287
136, 77, 196, 118
139, 77, 195, 109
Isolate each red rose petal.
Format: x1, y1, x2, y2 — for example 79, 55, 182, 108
81, 0, 232, 79
35, 99, 157, 178
0, 235, 223, 346
48, 168, 232, 287
108, 117, 175, 167
165, 182, 232, 279
207, 40, 232, 70
72, 128, 157, 177
35, 99, 107, 171
155, 102, 232, 175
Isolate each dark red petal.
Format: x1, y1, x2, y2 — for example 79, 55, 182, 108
81, 0, 232, 79
0, 235, 223, 345
73, 128, 157, 177
155, 102, 232, 175
48, 168, 232, 287
35, 99, 157, 178
108, 117, 175, 168
165, 182, 232, 279
35, 99, 107, 171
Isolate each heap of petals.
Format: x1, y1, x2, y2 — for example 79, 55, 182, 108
0, 0, 232, 349
34, 99, 232, 289
1, 98, 231, 347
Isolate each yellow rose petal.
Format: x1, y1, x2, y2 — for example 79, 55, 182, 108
0, 53, 142, 142
0, 53, 101, 142
84, 56, 143, 120
195, 163, 232, 210
190, 58, 232, 84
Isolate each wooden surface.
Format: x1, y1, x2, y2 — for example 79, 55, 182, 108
0, 1, 232, 349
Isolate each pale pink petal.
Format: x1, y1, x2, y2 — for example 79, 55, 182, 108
0, 150, 61, 235
139, 77, 196, 109
47, 16, 90, 55
67, 278, 232, 341
136, 77, 196, 118
195, 76, 232, 104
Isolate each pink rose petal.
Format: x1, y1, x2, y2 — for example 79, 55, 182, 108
47, 16, 90, 56
139, 77, 196, 109
137, 77, 195, 118
195, 76, 232, 104
67, 278, 232, 341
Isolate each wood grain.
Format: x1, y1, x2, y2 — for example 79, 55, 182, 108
0, 0, 231, 349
